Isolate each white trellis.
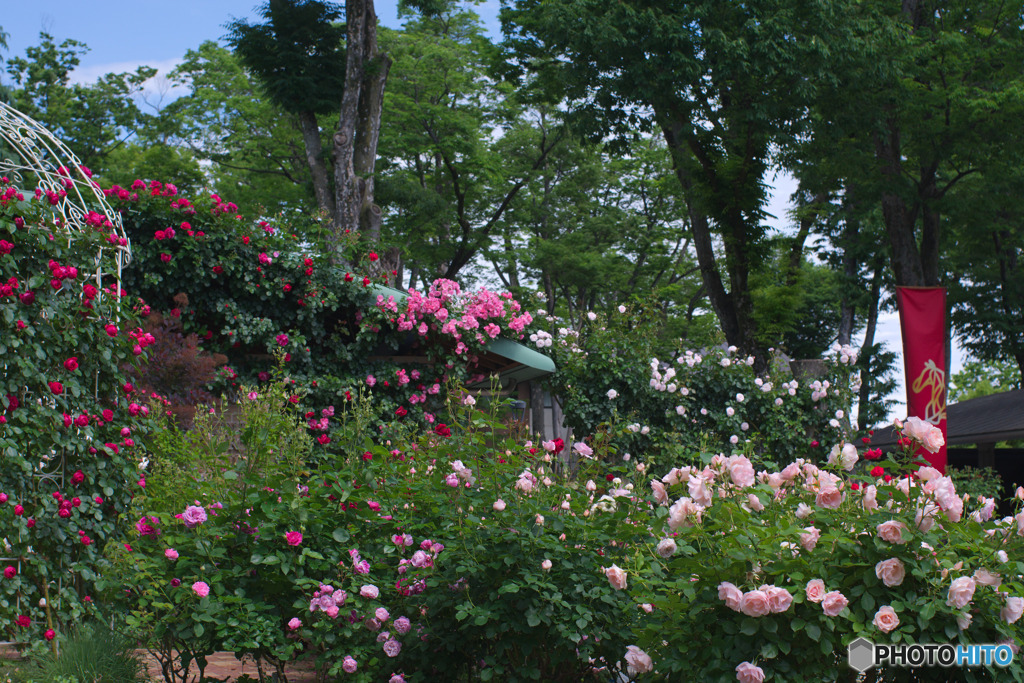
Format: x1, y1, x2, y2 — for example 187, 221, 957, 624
0, 101, 133, 648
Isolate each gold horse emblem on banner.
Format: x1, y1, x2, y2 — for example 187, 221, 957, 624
911, 359, 947, 425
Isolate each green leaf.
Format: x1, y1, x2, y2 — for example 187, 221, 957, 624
332, 528, 350, 543
194, 623, 205, 637
806, 623, 821, 641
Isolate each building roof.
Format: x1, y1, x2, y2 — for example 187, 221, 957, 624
369, 284, 555, 389
870, 390, 1024, 447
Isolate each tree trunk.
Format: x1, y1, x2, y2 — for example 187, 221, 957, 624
333, 0, 390, 256
660, 116, 768, 371
297, 110, 336, 219
857, 260, 883, 431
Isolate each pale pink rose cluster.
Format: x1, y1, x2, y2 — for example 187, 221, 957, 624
923, 474, 963, 522
667, 497, 705, 530
718, 582, 792, 616
804, 580, 848, 616
902, 416, 945, 453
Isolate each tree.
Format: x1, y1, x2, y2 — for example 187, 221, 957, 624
228, 0, 431, 254
158, 41, 315, 214
374, 5, 566, 287
4, 33, 155, 172
226, 0, 346, 221
500, 0, 856, 369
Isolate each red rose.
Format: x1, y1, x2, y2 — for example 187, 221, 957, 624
242, 236, 250, 244
368, 252, 379, 262
15, 615, 30, 628
345, 272, 353, 282
19, 291, 34, 305
552, 438, 564, 454
64, 357, 79, 371
104, 324, 118, 337
212, 265, 223, 274
102, 409, 114, 422
395, 406, 408, 417
159, 253, 172, 263
433, 423, 451, 438
48, 381, 63, 395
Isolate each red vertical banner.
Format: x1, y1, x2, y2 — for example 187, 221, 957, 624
896, 286, 948, 472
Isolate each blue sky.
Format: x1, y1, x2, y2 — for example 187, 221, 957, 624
1, 1, 502, 83
0, 1, 961, 424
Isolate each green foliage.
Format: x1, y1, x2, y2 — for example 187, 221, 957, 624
159, 41, 316, 215
950, 359, 1023, 404
25, 622, 147, 683
948, 466, 1004, 503
225, 0, 347, 116
4, 34, 155, 172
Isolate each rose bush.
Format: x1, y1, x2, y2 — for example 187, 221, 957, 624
525, 303, 862, 470
625, 421, 1024, 682
0, 174, 156, 648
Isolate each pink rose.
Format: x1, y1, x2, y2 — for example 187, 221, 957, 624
342, 656, 357, 673
718, 582, 743, 611
815, 486, 843, 509
165, 548, 179, 561
805, 579, 826, 603
862, 485, 879, 512
974, 569, 1002, 588
285, 531, 303, 546
727, 455, 755, 488
821, 591, 848, 616
360, 584, 379, 599
739, 590, 771, 617
800, 526, 821, 552
624, 645, 653, 675
192, 581, 210, 598
651, 480, 669, 505
875, 558, 906, 587
903, 416, 945, 453
605, 565, 628, 590
288, 617, 302, 630
873, 605, 900, 633
1001, 596, 1024, 624
765, 585, 793, 613
876, 520, 908, 544
946, 576, 976, 609
735, 661, 765, 683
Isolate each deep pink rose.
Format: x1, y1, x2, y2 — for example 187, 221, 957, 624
285, 531, 303, 546
192, 581, 210, 597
